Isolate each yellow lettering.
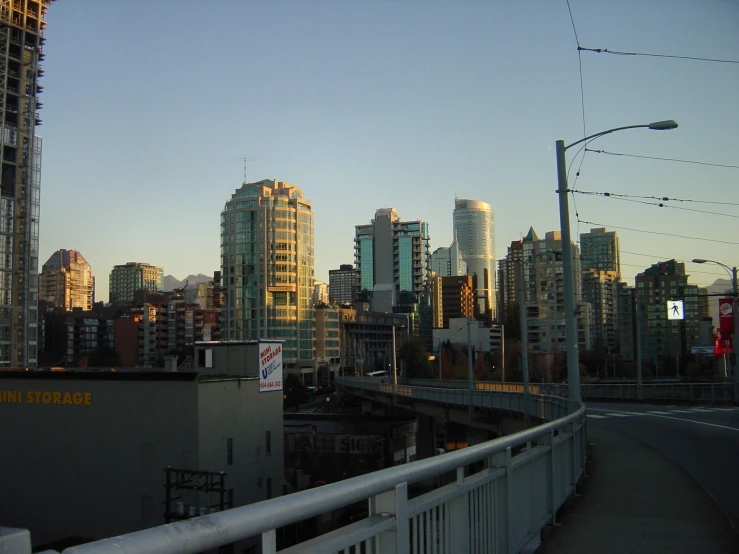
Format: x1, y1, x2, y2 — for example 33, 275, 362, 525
52, 392, 62, 405
33, 391, 41, 404
26, 391, 34, 403
83, 392, 92, 406
62, 392, 72, 405
41, 391, 52, 404
72, 392, 83, 405
0, 390, 5, 402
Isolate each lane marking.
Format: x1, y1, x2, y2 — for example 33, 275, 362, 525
586, 414, 607, 419
667, 409, 694, 414
644, 413, 739, 432
647, 411, 672, 415
606, 413, 632, 417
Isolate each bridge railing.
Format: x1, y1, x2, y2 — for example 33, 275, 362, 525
53, 383, 586, 554
540, 382, 735, 403
340, 377, 568, 422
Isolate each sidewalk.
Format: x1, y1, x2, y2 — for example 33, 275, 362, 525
536, 424, 738, 554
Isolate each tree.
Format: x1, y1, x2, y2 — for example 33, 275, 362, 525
398, 336, 434, 379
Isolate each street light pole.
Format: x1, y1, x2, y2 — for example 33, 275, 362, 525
692, 259, 738, 398
557, 120, 677, 412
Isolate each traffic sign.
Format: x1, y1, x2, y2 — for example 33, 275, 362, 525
667, 300, 684, 321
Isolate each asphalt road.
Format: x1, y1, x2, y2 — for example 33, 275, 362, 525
586, 401, 739, 535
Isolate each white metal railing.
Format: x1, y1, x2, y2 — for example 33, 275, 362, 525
17, 384, 585, 554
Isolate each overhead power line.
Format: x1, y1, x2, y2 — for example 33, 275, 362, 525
579, 46, 739, 65
585, 148, 739, 169
577, 220, 739, 245
572, 192, 739, 219
572, 189, 739, 207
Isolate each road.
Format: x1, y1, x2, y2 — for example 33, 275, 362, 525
586, 401, 739, 534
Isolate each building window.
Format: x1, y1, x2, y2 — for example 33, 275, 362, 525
266, 431, 271, 456
227, 438, 233, 466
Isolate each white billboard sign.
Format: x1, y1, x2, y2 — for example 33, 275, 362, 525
667, 300, 684, 321
259, 342, 283, 392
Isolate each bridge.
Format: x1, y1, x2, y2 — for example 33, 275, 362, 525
4, 378, 736, 553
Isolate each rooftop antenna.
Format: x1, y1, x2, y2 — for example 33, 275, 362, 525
231, 156, 257, 185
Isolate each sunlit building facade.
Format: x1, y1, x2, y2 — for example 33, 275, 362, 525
220, 179, 315, 371
39, 249, 94, 311
109, 262, 164, 304
453, 199, 496, 320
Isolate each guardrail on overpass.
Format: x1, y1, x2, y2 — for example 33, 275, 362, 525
337, 376, 566, 421
542, 381, 736, 403
9, 382, 586, 554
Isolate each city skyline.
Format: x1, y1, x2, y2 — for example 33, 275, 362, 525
37, 1, 738, 301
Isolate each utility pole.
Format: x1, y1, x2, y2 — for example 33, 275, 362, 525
467, 315, 474, 422
518, 260, 530, 428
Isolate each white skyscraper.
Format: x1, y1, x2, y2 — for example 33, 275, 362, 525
453, 199, 496, 319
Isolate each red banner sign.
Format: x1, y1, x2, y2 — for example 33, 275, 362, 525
718, 299, 734, 334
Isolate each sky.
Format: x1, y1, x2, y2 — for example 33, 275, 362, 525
38, 0, 739, 302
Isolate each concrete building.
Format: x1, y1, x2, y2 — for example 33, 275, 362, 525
522, 230, 591, 356
432, 317, 503, 357
314, 304, 341, 384
328, 264, 356, 305
582, 269, 620, 352
39, 249, 95, 311
0, 342, 284, 549
220, 179, 315, 375
430, 232, 466, 278
0, 1, 52, 367
339, 307, 409, 376
354, 208, 431, 314
109, 262, 164, 304
635, 260, 706, 368
580, 227, 620, 274
453, 199, 496, 319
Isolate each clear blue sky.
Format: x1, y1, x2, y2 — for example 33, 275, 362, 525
38, 0, 739, 301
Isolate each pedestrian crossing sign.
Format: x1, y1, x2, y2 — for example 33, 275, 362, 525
667, 300, 684, 320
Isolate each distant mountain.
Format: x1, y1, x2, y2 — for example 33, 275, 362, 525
163, 274, 213, 292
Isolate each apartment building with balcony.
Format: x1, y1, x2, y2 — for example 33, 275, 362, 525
582, 269, 620, 352
354, 208, 431, 315
519, 229, 591, 357
220, 179, 315, 375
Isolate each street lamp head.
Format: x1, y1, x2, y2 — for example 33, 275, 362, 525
648, 120, 678, 131
692, 258, 708, 264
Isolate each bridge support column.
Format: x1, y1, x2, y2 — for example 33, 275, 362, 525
415, 414, 437, 460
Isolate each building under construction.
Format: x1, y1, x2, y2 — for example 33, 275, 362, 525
0, 0, 54, 367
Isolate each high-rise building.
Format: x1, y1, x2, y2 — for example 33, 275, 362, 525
497, 229, 533, 323
0, 1, 53, 367
580, 228, 620, 274
635, 260, 706, 366
430, 232, 466, 278
354, 208, 431, 314
522, 230, 591, 356
39, 249, 95, 311
220, 179, 315, 371
109, 262, 164, 304
328, 264, 356, 305
453, 199, 496, 319
582, 269, 620, 352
